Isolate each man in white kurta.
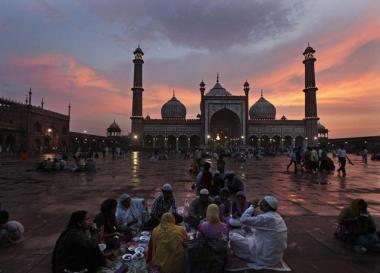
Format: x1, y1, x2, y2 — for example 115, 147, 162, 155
231, 195, 287, 268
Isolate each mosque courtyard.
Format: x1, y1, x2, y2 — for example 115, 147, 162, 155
0, 153, 379, 273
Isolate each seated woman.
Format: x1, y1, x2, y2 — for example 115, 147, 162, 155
337, 199, 380, 253
115, 193, 148, 232
147, 213, 189, 273
0, 210, 25, 244
52, 211, 106, 273
230, 191, 251, 227
94, 199, 131, 250
213, 188, 232, 222
196, 204, 229, 273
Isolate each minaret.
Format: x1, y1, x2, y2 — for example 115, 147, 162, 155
41, 98, 44, 109
28, 88, 32, 105
243, 80, 250, 144
199, 80, 206, 144
131, 45, 144, 146
303, 43, 319, 146
68, 103, 71, 117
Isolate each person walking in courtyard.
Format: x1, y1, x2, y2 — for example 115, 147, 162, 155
362, 147, 368, 164
337, 144, 352, 177
286, 148, 296, 172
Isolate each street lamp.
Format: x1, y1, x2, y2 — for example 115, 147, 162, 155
47, 128, 52, 133
133, 134, 138, 140
207, 135, 210, 139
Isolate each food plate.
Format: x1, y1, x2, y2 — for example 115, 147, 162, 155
98, 243, 106, 252
141, 231, 150, 236
139, 235, 149, 242
133, 252, 144, 259
122, 253, 133, 262
127, 246, 135, 252
132, 236, 140, 242
135, 246, 144, 253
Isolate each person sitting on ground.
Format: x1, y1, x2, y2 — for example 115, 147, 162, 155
185, 188, 213, 229
94, 199, 131, 250
148, 184, 183, 229
232, 191, 251, 219
52, 211, 106, 273
213, 188, 232, 222
230, 196, 287, 269
116, 193, 148, 232
336, 199, 380, 253
224, 172, 244, 195
211, 170, 225, 196
147, 213, 189, 273
195, 162, 213, 194
196, 204, 229, 273
0, 210, 25, 245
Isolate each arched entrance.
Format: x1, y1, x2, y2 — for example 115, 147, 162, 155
178, 135, 188, 150
167, 135, 176, 150
144, 135, 153, 148
190, 135, 200, 148
209, 108, 241, 144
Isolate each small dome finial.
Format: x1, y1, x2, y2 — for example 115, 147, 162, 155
172, 89, 175, 98
216, 73, 219, 83
308, 42, 310, 47
261, 89, 263, 97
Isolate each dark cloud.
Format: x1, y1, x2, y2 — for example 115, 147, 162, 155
80, 0, 300, 50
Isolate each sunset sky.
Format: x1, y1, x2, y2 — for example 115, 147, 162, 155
0, 0, 379, 138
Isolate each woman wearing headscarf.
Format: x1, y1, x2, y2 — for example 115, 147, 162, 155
147, 213, 188, 273
198, 204, 229, 239
116, 193, 147, 232
94, 198, 131, 250
52, 211, 106, 273
232, 191, 251, 218
337, 199, 380, 253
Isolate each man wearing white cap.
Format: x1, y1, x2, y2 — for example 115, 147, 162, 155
230, 195, 287, 269
185, 188, 213, 228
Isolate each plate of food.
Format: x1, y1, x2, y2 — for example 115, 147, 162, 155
135, 246, 144, 253
139, 235, 149, 242
141, 231, 150, 236
133, 252, 144, 259
127, 246, 135, 252
122, 253, 133, 262
98, 243, 106, 252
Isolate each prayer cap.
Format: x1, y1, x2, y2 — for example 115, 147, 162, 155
200, 188, 209, 195
264, 195, 278, 210
162, 183, 173, 191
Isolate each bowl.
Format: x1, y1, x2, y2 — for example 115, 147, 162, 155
133, 252, 144, 259
122, 253, 133, 262
127, 246, 135, 252
135, 246, 144, 253
141, 231, 150, 236
139, 235, 149, 242
98, 243, 106, 252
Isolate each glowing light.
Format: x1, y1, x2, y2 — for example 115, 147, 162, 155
207, 135, 210, 139
216, 134, 221, 141
47, 128, 52, 133
133, 134, 138, 139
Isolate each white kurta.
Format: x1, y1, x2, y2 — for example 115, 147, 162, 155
231, 206, 287, 268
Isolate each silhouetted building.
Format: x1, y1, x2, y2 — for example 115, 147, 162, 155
130, 45, 326, 151
0, 91, 69, 153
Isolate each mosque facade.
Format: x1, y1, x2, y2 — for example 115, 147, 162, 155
130, 45, 327, 151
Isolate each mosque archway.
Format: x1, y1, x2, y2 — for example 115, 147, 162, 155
249, 135, 258, 147
144, 135, 153, 148
260, 135, 270, 150
155, 135, 165, 149
284, 136, 293, 150
295, 136, 304, 148
190, 135, 200, 148
209, 108, 241, 143
273, 135, 281, 151
167, 135, 176, 150
5, 135, 15, 150
178, 135, 188, 150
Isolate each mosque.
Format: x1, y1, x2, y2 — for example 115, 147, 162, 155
128, 45, 328, 151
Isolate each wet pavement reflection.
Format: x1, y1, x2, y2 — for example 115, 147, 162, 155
0, 153, 379, 273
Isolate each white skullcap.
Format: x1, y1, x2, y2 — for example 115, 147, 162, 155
264, 195, 278, 210
162, 183, 173, 191
200, 188, 209, 195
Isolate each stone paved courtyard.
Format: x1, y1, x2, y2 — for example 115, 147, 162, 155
0, 152, 379, 273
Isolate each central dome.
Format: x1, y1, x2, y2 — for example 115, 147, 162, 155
205, 74, 231, 96
161, 93, 186, 119
249, 92, 276, 120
